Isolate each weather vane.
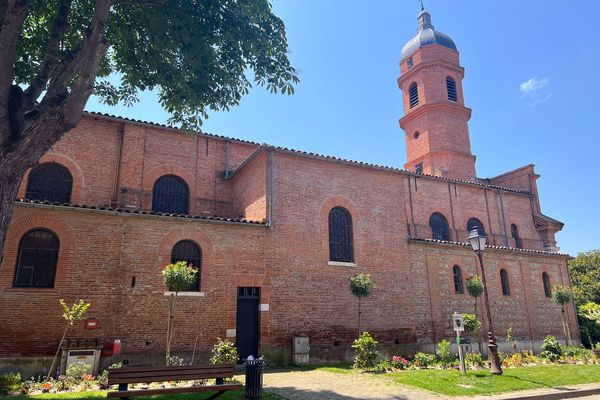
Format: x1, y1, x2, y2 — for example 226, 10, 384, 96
419, 0, 425, 11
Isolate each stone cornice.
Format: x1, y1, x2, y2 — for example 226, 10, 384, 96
400, 102, 472, 129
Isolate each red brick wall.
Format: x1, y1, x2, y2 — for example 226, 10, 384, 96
229, 151, 268, 222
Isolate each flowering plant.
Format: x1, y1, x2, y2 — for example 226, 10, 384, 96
162, 261, 198, 292
41, 382, 52, 393
391, 355, 409, 370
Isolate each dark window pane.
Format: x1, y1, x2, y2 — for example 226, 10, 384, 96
453, 266, 463, 294
152, 175, 189, 214
13, 229, 59, 288
511, 224, 522, 249
543, 273, 552, 298
171, 240, 201, 291
500, 269, 510, 296
25, 163, 72, 203
467, 218, 485, 236
429, 213, 450, 241
329, 207, 354, 262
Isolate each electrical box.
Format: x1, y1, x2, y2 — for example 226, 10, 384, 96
66, 349, 101, 376
292, 337, 309, 365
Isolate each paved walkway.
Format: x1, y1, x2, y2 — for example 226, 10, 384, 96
262, 369, 600, 400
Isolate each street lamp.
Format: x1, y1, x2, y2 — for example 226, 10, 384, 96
468, 227, 503, 375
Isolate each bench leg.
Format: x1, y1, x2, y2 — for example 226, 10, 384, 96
205, 391, 226, 400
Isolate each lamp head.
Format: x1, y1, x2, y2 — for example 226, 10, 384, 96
468, 227, 487, 252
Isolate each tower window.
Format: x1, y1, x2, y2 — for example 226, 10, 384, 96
415, 163, 423, 174
409, 83, 419, 108
429, 212, 450, 241
542, 272, 551, 298
171, 240, 202, 291
25, 162, 73, 203
446, 77, 457, 102
511, 224, 522, 249
500, 269, 510, 296
329, 207, 354, 263
453, 265, 464, 294
407, 58, 414, 69
13, 229, 60, 288
467, 218, 485, 236
152, 175, 190, 214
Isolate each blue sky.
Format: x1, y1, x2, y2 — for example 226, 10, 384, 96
86, 1, 600, 256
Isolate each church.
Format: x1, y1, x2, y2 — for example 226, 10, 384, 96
0, 9, 577, 372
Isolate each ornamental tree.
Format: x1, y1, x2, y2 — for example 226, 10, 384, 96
47, 299, 91, 379
349, 273, 374, 337
568, 249, 600, 304
162, 261, 197, 365
552, 285, 572, 346
0, 0, 298, 266
466, 276, 484, 354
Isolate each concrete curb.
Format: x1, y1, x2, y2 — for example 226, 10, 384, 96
493, 386, 600, 400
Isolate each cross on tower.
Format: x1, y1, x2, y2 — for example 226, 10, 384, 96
418, 0, 425, 11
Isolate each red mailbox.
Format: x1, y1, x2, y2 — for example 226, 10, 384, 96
101, 339, 121, 357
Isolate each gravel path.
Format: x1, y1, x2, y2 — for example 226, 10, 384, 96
263, 369, 442, 400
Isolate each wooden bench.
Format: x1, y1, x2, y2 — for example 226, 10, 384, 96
106, 364, 242, 399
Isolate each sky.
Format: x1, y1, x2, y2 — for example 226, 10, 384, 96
86, 1, 600, 256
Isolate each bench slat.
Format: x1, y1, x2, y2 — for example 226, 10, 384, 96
108, 367, 232, 380
109, 364, 234, 373
106, 383, 243, 398
108, 372, 234, 385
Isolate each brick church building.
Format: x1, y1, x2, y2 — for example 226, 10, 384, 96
0, 9, 577, 370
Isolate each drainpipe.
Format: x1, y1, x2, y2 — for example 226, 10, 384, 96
497, 190, 509, 246
267, 150, 274, 226
111, 124, 125, 206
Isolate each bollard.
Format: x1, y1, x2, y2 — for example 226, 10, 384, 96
245, 356, 264, 400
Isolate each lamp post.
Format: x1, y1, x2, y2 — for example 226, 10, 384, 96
468, 227, 503, 375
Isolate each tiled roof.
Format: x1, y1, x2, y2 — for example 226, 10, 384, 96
86, 111, 531, 195
15, 198, 267, 226
408, 237, 569, 257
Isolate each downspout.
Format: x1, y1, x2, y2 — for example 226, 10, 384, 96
267, 150, 274, 226
565, 257, 582, 343
111, 124, 125, 206
224, 140, 230, 178
497, 190, 509, 246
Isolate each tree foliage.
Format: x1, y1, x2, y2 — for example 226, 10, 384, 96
462, 313, 480, 335
162, 261, 197, 293
569, 250, 600, 304
552, 285, 572, 306
349, 273, 374, 298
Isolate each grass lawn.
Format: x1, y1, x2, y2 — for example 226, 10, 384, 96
315, 364, 600, 396
4, 390, 285, 400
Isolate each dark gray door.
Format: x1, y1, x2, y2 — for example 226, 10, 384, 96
236, 287, 260, 361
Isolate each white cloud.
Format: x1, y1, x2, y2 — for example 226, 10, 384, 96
519, 76, 550, 105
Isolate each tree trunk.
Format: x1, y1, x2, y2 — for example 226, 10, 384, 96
561, 306, 571, 346
165, 293, 175, 365
473, 300, 482, 355
0, 170, 22, 266
357, 297, 362, 338
47, 322, 70, 380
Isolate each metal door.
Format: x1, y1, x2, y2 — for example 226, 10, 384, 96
236, 287, 260, 361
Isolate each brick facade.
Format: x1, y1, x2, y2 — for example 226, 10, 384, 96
0, 10, 575, 370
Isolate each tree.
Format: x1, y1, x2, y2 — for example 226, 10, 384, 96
578, 302, 600, 346
162, 261, 197, 365
552, 285, 572, 346
47, 299, 91, 379
0, 0, 299, 265
466, 276, 484, 354
349, 273, 374, 337
568, 250, 600, 304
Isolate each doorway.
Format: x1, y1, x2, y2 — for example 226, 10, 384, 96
236, 287, 260, 361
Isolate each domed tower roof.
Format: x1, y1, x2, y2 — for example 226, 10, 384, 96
400, 10, 457, 61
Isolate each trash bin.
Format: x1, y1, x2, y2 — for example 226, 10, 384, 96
245, 356, 263, 400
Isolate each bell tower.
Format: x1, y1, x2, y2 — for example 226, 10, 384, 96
398, 9, 476, 180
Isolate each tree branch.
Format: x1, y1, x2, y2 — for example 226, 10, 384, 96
24, 0, 73, 104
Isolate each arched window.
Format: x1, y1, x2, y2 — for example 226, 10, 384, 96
171, 240, 202, 291
453, 265, 464, 294
467, 218, 485, 236
511, 224, 522, 249
429, 212, 450, 241
25, 162, 73, 203
13, 229, 60, 288
446, 77, 457, 102
542, 272, 552, 298
409, 83, 419, 108
152, 175, 189, 214
329, 207, 354, 262
500, 269, 510, 296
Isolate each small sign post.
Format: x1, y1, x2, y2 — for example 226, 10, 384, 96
452, 313, 466, 374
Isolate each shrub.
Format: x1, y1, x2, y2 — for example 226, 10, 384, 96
97, 362, 123, 390
352, 332, 379, 371
522, 350, 539, 364
209, 338, 239, 365
540, 335, 563, 361
375, 360, 392, 373
66, 362, 91, 383
435, 339, 452, 367
167, 355, 185, 366
413, 352, 437, 368
162, 261, 198, 292
465, 352, 484, 367
502, 352, 523, 368
0, 372, 22, 395
463, 314, 480, 335
562, 346, 597, 364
